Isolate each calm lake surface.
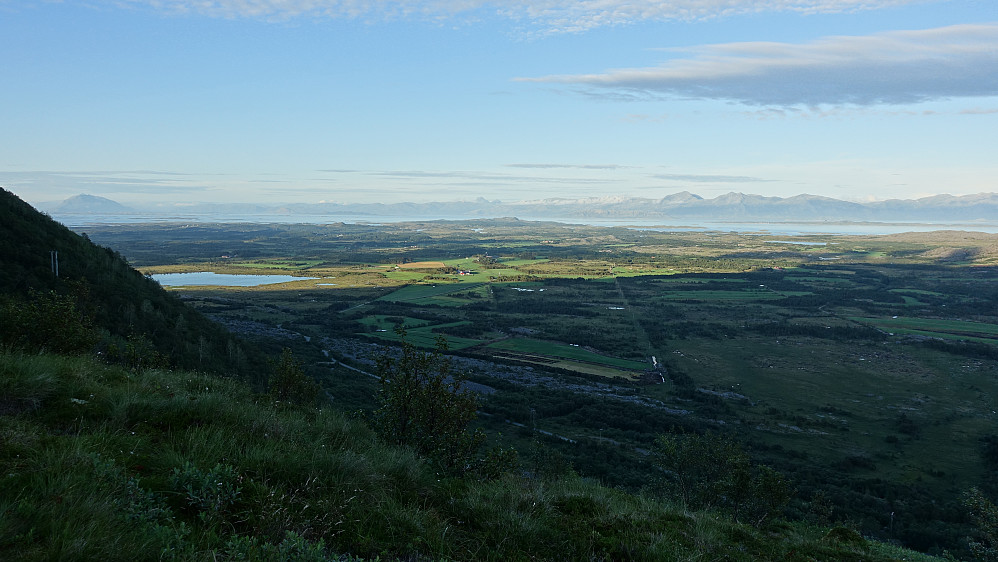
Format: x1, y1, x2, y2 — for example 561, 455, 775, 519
152, 272, 317, 287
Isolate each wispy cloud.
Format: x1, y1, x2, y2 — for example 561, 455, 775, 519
739, 104, 998, 119
119, 1, 933, 31
960, 107, 998, 114
505, 163, 628, 170
622, 114, 670, 123
498, 0, 929, 34
370, 170, 615, 184
519, 24, 998, 106
0, 170, 217, 195
654, 173, 775, 183
258, 185, 339, 195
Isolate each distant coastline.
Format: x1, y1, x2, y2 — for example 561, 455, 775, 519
52, 212, 998, 236
39, 191, 998, 236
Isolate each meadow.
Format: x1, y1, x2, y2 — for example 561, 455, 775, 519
79, 218, 998, 555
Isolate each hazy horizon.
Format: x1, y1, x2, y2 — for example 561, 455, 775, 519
2, 1, 996, 207
26, 190, 998, 209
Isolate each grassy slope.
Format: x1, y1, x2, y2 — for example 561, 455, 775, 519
0, 351, 940, 561
0, 187, 265, 384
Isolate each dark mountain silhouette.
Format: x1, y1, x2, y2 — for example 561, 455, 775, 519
0, 187, 264, 384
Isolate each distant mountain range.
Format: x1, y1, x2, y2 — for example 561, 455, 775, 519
40, 192, 998, 223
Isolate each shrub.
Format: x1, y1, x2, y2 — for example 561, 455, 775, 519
965, 488, 998, 562
223, 531, 332, 561
269, 348, 320, 405
373, 327, 515, 477
652, 430, 793, 526
0, 287, 99, 354
169, 461, 243, 522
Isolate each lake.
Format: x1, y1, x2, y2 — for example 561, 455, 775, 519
152, 272, 318, 287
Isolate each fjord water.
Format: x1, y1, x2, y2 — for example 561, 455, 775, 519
53, 212, 998, 235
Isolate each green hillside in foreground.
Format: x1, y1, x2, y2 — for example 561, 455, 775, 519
0, 187, 265, 384
0, 351, 942, 561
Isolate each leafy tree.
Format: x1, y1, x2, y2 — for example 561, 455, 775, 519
653, 430, 745, 509
475, 254, 500, 267
269, 348, 320, 405
0, 286, 99, 354
742, 464, 795, 527
373, 327, 514, 476
529, 438, 574, 482
652, 430, 792, 526
102, 333, 169, 371
965, 488, 998, 562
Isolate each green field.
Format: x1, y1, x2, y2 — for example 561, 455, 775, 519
381, 270, 437, 282
611, 266, 681, 277
496, 258, 551, 267
851, 316, 998, 341
890, 288, 947, 297
785, 275, 857, 284
378, 282, 484, 305
360, 319, 483, 350
652, 278, 747, 284
230, 259, 324, 270
487, 338, 649, 370
658, 289, 787, 301
357, 315, 432, 330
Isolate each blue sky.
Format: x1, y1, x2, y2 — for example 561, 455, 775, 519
2, 0, 996, 207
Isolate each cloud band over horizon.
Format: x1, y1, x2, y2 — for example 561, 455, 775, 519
519, 24, 998, 106
120, 0, 936, 31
